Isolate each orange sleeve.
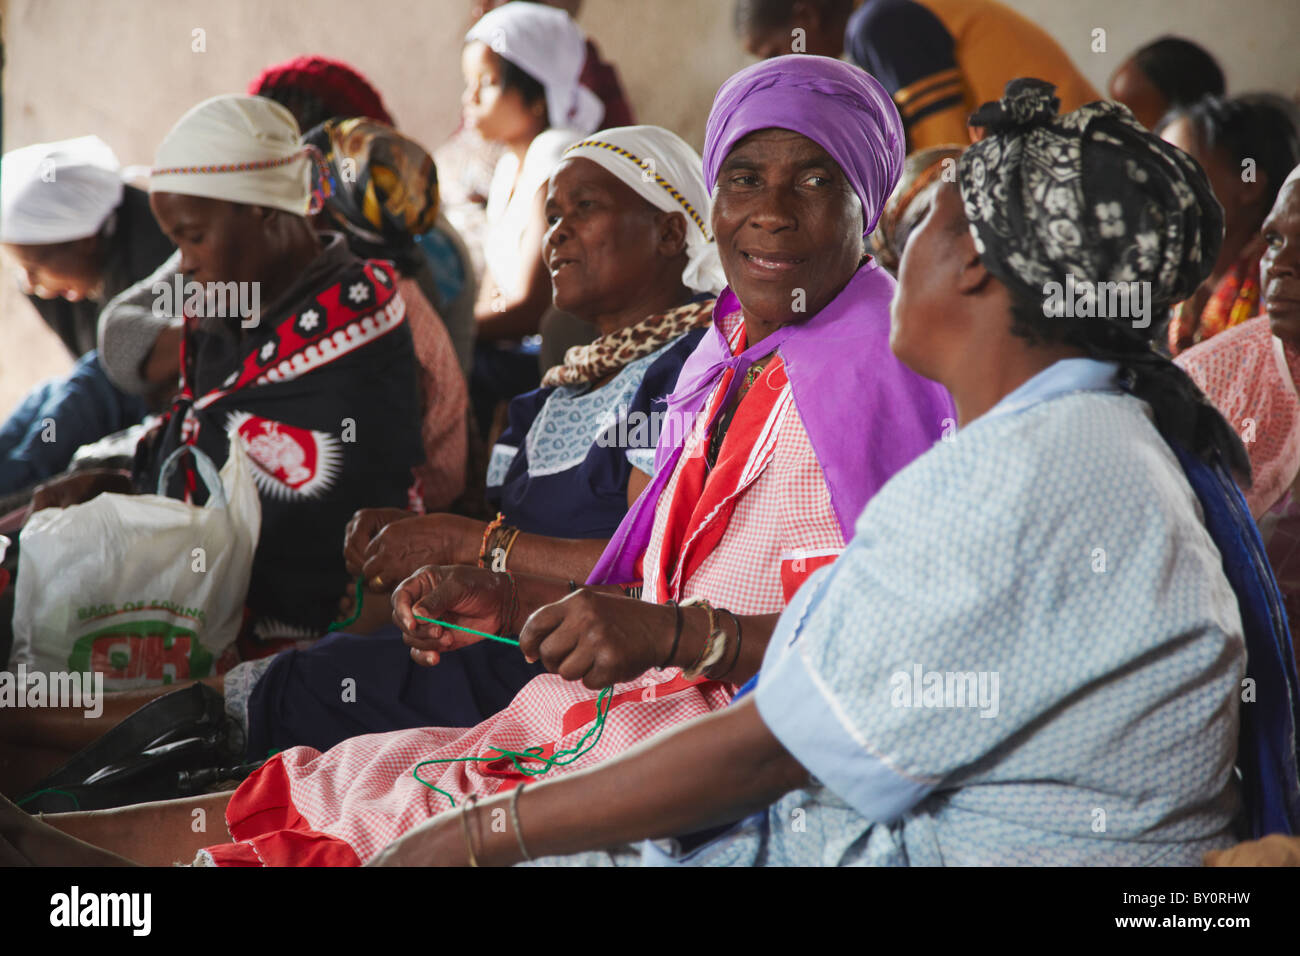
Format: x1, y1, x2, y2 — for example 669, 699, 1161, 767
904, 99, 977, 150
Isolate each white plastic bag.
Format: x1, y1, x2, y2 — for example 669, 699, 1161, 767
10, 441, 261, 690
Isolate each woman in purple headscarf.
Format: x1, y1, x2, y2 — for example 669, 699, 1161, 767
205, 55, 949, 866
352, 55, 948, 865
0, 58, 951, 867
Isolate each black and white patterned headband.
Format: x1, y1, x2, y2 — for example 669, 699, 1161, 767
957, 78, 1223, 319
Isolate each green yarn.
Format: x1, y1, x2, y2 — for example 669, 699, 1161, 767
326, 577, 521, 646
327, 577, 365, 632
326, 579, 615, 808
411, 685, 613, 808
411, 614, 523, 647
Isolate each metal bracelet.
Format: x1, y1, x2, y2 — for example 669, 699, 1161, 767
459, 794, 480, 867
510, 783, 532, 862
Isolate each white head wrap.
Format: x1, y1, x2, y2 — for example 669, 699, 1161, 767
466, 3, 604, 137
1, 136, 124, 245
560, 125, 726, 294
150, 94, 312, 216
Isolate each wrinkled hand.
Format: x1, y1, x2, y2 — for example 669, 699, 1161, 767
1204, 834, 1300, 867
31, 470, 133, 512
342, 508, 416, 580
359, 514, 482, 593
392, 565, 512, 666
519, 590, 675, 690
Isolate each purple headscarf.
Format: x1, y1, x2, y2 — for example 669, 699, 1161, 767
702, 55, 905, 235
588, 58, 952, 587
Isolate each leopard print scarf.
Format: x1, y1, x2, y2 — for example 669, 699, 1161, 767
540, 297, 716, 388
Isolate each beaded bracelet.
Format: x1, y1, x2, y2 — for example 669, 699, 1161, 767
485, 523, 519, 570
500, 570, 519, 639
478, 514, 505, 568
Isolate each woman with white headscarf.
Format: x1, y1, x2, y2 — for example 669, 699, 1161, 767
0, 124, 728, 865
217, 125, 724, 777
347, 125, 724, 581
0, 56, 946, 864
459, 1, 607, 433
1, 136, 172, 356
0, 137, 174, 494
74, 94, 423, 641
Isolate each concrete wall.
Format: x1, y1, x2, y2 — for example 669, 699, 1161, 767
3, 0, 1299, 415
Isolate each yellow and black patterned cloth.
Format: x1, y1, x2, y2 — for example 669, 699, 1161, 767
302, 117, 440, 272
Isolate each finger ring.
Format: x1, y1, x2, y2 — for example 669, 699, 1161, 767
370, 575, 384, 589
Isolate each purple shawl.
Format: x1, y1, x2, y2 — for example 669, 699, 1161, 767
588, 260, 955, 585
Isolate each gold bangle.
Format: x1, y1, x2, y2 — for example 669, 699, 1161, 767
681, 599, 728, 679
499, 527, 522, 571
459, 794, 480, 867
510, 783, 532, 862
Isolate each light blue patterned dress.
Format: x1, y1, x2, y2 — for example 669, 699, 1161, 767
526, 359, 1247, 866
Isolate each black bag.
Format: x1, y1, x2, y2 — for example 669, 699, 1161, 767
19, 682, 262, 813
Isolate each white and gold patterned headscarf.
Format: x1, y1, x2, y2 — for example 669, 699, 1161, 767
562, 125, 726, 295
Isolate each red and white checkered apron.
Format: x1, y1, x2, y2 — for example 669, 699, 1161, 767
204, 312, 845, 866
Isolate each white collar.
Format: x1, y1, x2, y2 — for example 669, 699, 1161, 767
981, 358, 1122, 424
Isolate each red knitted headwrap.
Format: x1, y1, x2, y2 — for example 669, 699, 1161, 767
248, 55, 395, 129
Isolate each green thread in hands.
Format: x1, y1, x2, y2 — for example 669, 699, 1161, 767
411, 685, 614, 809
329, 576, 616, 808
327, 577, 365, 632
411, 615, 520, 647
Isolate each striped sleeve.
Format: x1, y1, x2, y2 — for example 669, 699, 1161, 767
846, 0, 970, 149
